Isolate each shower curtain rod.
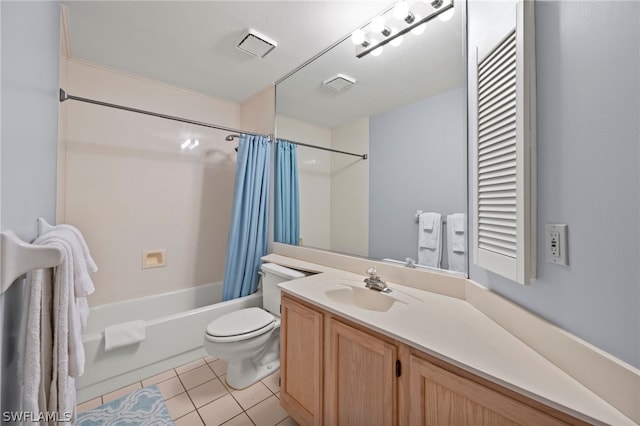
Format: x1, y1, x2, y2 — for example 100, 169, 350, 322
227, 134, 367, 160
58, 89, 270, 139
59, 89, 367, 160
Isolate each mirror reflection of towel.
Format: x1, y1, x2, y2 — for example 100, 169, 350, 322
418, 212, 442, 267
447, 213, 465, 273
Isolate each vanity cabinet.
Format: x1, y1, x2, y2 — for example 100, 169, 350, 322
280, 294, 585, 426
325, 318, 397, 425
407, 354, 571, 426
280, 296, 324, 426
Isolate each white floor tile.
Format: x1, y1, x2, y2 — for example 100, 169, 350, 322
174, 410, 205, 426
231, 381, 272, 410
246, 395, 289, 426
222, 412, 254, 426
165, 392, 195, 420
178, 364, 217, 390
261, 372, 280, 394
156, 376, 186, 400
141, 369, 176, 387
198, 394, 243, 426
187, 378, 229, 408
209, 359, 228, 377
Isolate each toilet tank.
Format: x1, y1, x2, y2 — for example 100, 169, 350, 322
261, 263, 308, 316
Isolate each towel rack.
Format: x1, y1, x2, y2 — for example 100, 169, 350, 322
415, 210, 448, 223
0, 219, 63, 295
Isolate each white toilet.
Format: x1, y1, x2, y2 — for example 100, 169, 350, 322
203, 263, 306, 389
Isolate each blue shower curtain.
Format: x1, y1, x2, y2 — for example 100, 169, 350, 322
222, 135, 271, 301
274, 139, 300, 245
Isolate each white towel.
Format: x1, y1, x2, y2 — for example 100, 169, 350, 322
447, 214, 466, 273
24, 237, 76, 421
418, 213, 442, 268
23, 227, 97, 423
452, 213, 465, 234
37, 227, 95, 332
104, 321, 147, 351
37, 227, 96, 298
421, 213, 435, 231
418, 213, 439, 249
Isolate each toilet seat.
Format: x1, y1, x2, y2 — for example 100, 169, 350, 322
205, 307, 275, 343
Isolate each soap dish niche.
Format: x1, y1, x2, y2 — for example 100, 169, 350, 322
142, 249, 166, 269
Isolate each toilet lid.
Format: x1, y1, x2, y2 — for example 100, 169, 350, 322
206, 307, 275, 340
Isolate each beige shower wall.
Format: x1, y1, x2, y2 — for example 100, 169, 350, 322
60, 59, 242, 306
275, 115, 369, 254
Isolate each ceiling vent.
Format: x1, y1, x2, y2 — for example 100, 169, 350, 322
322, 73, 356, 92
237, 29, 277, 58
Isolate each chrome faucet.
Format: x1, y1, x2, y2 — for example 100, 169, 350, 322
364, 267, 391, 293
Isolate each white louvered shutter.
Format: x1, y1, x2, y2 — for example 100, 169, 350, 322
473, 1, 536, 285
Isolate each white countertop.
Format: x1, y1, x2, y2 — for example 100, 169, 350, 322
267, 255, 635, 425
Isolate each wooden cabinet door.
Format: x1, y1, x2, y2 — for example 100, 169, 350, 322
281, 296, 324, 426
408, 355, 568, 426
325, 318, 397, 426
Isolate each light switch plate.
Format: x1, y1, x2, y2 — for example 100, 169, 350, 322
545, 224, 568, 265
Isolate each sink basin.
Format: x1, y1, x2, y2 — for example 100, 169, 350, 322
325, 284, 401, 312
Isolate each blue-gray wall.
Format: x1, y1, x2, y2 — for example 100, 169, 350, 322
369, 88, 466, 266
468, 1, 640, 368
1, 0, 60, 414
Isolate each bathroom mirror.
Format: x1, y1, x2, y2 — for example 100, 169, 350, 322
275, 1, 467, 274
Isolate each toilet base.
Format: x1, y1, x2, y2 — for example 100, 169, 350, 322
225, 357, 280, 390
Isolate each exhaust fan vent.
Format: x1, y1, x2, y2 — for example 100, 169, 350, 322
237, 28, 277, 58
322, 73, 356, 91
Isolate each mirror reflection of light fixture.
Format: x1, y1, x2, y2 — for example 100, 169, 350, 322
180, 138, 200, 150
352, 0, 454, 58
438, 7, 455, 21
389, 27, 403, 46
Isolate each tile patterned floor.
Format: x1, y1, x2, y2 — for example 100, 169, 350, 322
77, 356, 298, 426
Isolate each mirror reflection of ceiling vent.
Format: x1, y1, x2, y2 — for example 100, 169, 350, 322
322, 73, 356, 91
237, 28, 277, 58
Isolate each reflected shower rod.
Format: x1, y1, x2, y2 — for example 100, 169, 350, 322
59, 89, 367, 160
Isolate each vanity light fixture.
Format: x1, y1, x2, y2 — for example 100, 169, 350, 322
351, 0, 454, 58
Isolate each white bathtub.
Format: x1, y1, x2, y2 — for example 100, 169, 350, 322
76, 282, 262, 403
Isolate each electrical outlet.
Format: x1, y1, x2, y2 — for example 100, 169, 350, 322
545, 224, 568, 265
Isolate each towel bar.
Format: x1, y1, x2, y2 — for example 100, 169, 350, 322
415, 210, 448, 223
0, 221, 63, 294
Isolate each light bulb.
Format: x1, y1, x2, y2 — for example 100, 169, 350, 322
189, 139, 200, 150
351, 29, 365, 45
370, 39, 383, 57
389, 28, 403, 46
371, 16, 386, 33
393, 1, 410, 20
181, 139, 191, 150
438, 8, 455, 21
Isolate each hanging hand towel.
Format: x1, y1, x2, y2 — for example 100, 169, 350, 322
418, 213, 440, 249
104, 320, 147, 351
418, 212, 442, 268
447, 213, 465, 273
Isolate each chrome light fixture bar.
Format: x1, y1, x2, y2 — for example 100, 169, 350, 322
353, 0, 454, 58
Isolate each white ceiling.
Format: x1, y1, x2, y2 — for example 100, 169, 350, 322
63, 1, 393, 103
63, 1, 464, 130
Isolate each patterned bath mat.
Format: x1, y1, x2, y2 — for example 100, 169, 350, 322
76, 385, 174, 426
